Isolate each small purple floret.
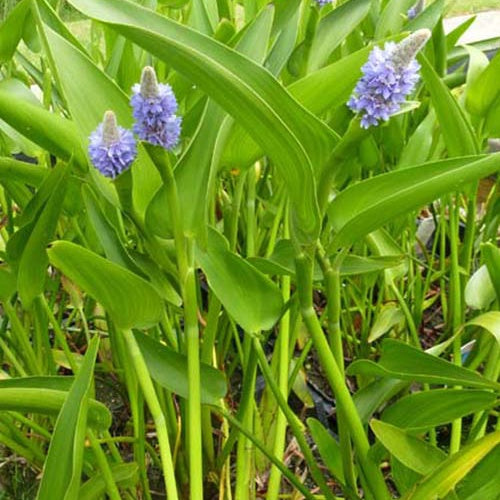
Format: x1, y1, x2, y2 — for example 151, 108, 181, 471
314, 0, 332, 6
88, 117, 137, 179
131, 75, 182, 150
348, 33, 428, 128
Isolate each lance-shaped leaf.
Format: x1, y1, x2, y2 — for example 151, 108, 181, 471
196, 228, 283, 332
48, 241, 163, 329
328, 154, 500, 250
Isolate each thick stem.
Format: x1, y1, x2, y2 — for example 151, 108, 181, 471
295, 253, 390, 500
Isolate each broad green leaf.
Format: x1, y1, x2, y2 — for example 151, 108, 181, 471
79, 463, 139, 500
464, 265, 495, 310
354, 378, 409, 423
37, 337, 100, 500
0, 91, 86, 170
466, 312, 500, 345
398, 111, 435, 168
368, 304, 405, 343
347, 339, 500, 390
375, 0, 414, 38
0, 157, 46, 187
82, 185, 144, 275
404, 432, 500, 500
133, 331, 227, 405
466, 51, 500, 116
308, 417, 345, 484
327, 154, 500, 250
0, 265, 17, 300
0, 387, 109, 430
0, 0, 29, 63
404, 0, 444, 32
419, 55, 478, 157
196, 228, 283, 332
371, 419, 446, 475
18, 163, 69, 306
456, 445, 500, 500
483, 242, 500, 301
381, 389, 497, 430
48, 241, 163, 329
307, 0, 371, 72
249, 239, 402, 278
67, 0, 338, 243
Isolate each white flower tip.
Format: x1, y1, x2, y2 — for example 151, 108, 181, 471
102, 110, 120, 145
140, 66, 159, 98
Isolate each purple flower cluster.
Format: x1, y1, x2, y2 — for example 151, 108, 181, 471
88, 111, 137, 178
88, 66, 181, 178
131, 67, 182, 150
348, 30, 431, 128
314, 0, 332, 6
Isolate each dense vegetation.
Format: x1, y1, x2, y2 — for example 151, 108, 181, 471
0, 0, 499, 499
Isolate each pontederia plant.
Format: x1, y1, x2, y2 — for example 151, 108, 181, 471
0, 0, 498, 499
348, 29, 430, 128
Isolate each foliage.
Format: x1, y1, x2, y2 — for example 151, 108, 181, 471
0, 0, 498, 499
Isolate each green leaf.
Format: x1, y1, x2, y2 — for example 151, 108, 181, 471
0, 157, 47, 187
483, 242, 500, 302
466, 51, 500, 116
328, 155, 500, 250
79, 463, 138, 500
456, 445, 500, 500
466, 312, 500, 345
381, 389, 497, 430
48, 241, 163, 329
354, 378, 409, 423
371, 419, 446, 475
196, 228, 283, 332
464, 265, 495, 310
0, 91, 86, 170
0, 387, 109, 429
404, 432, 500, 500
347, 339, 500, 390
67, 0, 338, 243
404, 0, 444, 32
18, 163, 70, 307
419, 55, 478, 157
79, 463, 139, 500
307, 0, 371, 72
375, 0, 414, 38
368, 304, 405, 343
308, 417, 345, 484
0, 265, 17, 301
82, 185, 144, 276
0, 0, 30, 63
133, 331, 226, 405
37, 337, 100, 500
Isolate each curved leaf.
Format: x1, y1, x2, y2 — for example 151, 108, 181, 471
328, 154, 500, 250
48, 241, 163, 329
196, 228, 283, 332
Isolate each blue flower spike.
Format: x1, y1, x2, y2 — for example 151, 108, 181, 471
314, 0, 332, 6
131, 66, 182, 150
348, 29, 431, 129
88, 110, 137, 178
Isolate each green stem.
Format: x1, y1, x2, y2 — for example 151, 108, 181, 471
266, 273, 291, 500
295, 253, 390, 500
252, 337, 336, 500
449, 198, 463, 454
123, 329, 179, 500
